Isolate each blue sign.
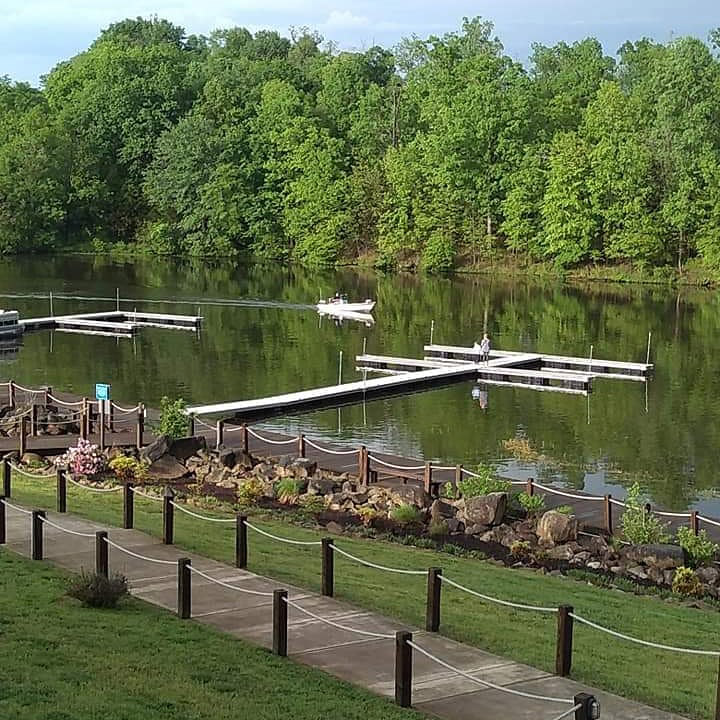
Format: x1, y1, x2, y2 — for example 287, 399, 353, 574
95, 383, 111, 401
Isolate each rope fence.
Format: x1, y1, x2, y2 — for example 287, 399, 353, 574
2, 499, 31, 515
9, 463, 55, 478
170, 501, 235, 523
130, 487, 163, 501
189, 566, 274, 596
38, 515, 96, 538
331, 545, 428, 575
66, 475, 122, 493
284, 597, 394, 639
105, 538, 177, 565
440, 575, 557, 613
245, 520, 322, 546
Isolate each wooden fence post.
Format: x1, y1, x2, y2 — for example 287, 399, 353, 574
56, 469, 66, 513
80, 400, 88, 440
136, 404, 145, 450
163, 487, 175, 545
95, 531, 108, 577
177, 557, 191, 619
298, 433, 306, 457
273, 589, 288, 657
423, 462, 433, 496
19, 416, 27, 457
321, 538, 334, 597
187, 414, 195, 437
30, 404, 37, 437
123, 483, 134, 529
426, 567, 442, 632
691, 511, 699, 536
241, 424, 249, 454
3, 459, 10, 498
556, 605, 574, 677
574, 693, 600, 720
0, 497, 5, 544
31, 509, 45, 560
358, 445, 367, 487
604, 494, 613, 536
526, 477, 535, 496
215, 420, 224, 449
236, 514, 247, 569
44, 386, 51, 406
395, 631, 413, 708
107, 402, 114, 433
8, 380, 15, 409
454, 465, 463, 497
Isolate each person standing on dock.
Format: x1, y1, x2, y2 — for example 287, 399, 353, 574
479, 333, 490, 364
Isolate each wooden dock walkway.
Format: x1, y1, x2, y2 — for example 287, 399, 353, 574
19, 310, 202, 336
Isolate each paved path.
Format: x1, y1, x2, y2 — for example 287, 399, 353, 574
2, 501, 685, 720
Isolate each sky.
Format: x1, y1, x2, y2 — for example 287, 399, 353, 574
1, 0, 718, 86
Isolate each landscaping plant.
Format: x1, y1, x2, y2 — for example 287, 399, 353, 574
620, 482, 670, 545
671, 566, 703, 597
676, 527, 719, 567
389, 503, 422, 525
276, 478, 302, 504
55, 439, 107, 478
154, 396, 188, 440
518, 491, 545, 516
236, 478, 264, 507
67, 570, 129, 608
457, 464, 510, 498
108, 455, 148, 483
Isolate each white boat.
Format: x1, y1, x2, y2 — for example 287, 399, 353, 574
0, 310, 23, 338
316, 298, 376, 315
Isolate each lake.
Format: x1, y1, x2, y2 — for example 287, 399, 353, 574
1, 254, 717, 514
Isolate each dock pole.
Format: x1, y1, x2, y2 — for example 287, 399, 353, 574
116, 288, 120, 311
338, 351, 343, 385
49, 291, 53, 317
588, 344, 593, 372
430, 320, 435, 345
646, 331, 652, 365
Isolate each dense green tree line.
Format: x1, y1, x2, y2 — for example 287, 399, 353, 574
2, 16, 720, 272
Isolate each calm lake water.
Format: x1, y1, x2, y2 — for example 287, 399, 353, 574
1, 255, 717, 514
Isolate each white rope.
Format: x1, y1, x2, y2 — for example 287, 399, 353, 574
654, 509, 692, 518
189, 566, 273, 596
9, 462, 55, 478
332, 545, 428, 575
699, 515, 720, 528
407, 641, 573, 704
247, 428, 296, 446
440, 575, 557, 613
223, 424, 245, 433
111, 402, 140, 413
194, 417, 216, 431
244, 521, 322, 546
39, 515, 96, 538
130, 487, 163, 501
170, 501, 235, 523
12, 383, 45, 394
47, 394, 84, 407
609, 498, 627, 507
35, 416, 82, 426
284, 597, 394, 639
105, 539, 178, 565
532, 482, 604, 502
367, 455, 424, 472
66, 475, 122, 493
304, 438, 358, 456
570, 613, 720, 656
2, 499, 32, 515
550, 705, 583, 720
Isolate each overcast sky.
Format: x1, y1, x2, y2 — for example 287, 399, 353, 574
1, 0, 718, 85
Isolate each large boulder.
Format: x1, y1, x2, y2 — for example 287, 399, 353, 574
430, 499, 456, 522
169, 436, 207, 461
392, 485, 430, 508
537, 510, 578, 546
217, 448, 236, 468
147, 454, 188, 481
308, 476, 339, 495
463, 493, 507, 527
141, 435, 171, 463
622, 543, 686, 570
291, 458, 317, 478
21, 452, 44, 466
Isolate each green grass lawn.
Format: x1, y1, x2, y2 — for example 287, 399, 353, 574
0, 549, 424, 720
9, 473, 720, 719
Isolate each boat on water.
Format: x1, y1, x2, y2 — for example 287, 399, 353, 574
0, 310, 23, 338
316, 296, 376, 326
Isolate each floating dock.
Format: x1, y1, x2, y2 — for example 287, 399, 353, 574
188, 341, 652, 421
20, 310, 202, 337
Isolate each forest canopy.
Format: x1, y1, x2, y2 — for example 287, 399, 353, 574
2, 16, 720, 273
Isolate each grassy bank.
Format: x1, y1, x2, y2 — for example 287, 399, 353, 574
10, 473, 720, 719
0, 549, 422, 720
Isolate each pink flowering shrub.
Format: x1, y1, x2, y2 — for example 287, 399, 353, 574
56, 439, 107, 478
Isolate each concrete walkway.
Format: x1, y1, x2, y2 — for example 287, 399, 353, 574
3, 502, 686, 720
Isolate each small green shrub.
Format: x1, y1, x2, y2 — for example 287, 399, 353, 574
620, 483, 670, 545
390, 503, 422, 525
458, 465, 510, 499
510, 539, 532, 559
236, 478, 264, 507
276, 478, 302, 504
442, 482, 458, 500
357, 506, 380, 526
108, 455, 148, 483
298, 494, 325, 514
154, 397, 188, 441
672, 566, 703, 597
67, 571, 129, 608
555, 505, 573, 515
677, 527, 719, 568
428, 519, 449, 538
518, 492, 545, 515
